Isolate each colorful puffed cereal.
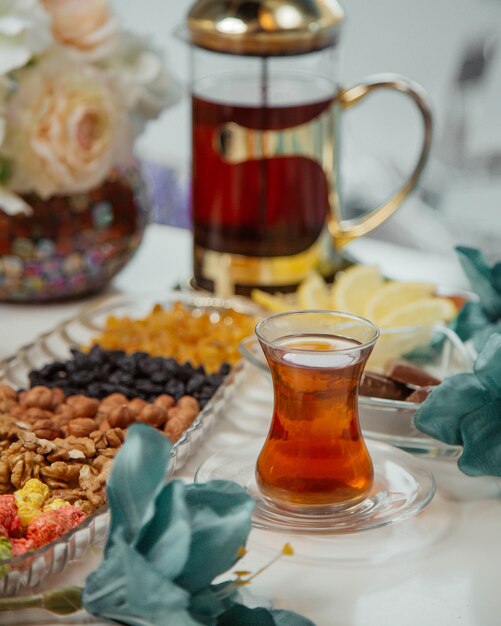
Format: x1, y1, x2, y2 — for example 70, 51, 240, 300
0, 480, 87, 570
14, 478, 51, 526
0, 494, 21, 537
26, 506, 86, 549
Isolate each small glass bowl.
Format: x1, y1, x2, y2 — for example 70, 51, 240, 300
239, 324, 473, 458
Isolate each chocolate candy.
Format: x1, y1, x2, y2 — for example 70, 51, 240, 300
385, 360, 441, 388
406, 387, 434, 403
360, 360, 441, 403
360, 372, 411, 401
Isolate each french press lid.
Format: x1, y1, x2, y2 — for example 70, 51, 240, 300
186, 0, 344, 56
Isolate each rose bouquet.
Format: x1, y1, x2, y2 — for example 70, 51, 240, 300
0, 0, 180, 216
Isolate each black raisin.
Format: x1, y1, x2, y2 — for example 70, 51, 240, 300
136, 381, 161, 395
87, 382, 104, 397
219, 363, 231, 376
198, 385, 215, 399
162, 359, 180, 375
72, 370, 95, 385
207, 374, 224, 388
186, 373, 205, 394
177, 364, 194, 382
165, 379, 185, 399
150, 371, 168, 384
117, 356, 137, 374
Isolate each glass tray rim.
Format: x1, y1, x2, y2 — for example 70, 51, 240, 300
0, 289, 256, 593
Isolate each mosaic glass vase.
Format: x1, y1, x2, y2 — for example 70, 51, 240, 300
0, 158, 150, 302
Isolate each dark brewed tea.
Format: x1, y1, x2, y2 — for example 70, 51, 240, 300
191, 74, 334, 292
256, 332, 374, 509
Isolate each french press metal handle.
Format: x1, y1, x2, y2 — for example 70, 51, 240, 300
215, 73, 432, 249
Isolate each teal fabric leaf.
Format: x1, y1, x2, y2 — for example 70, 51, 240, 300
176, 481, 255, 594
471, 334, 501, 397
414, 374, 488, 445
456, 246, 501, 318
83, 529, 198, 626
136, 480, 191, 580
82, 423, 314, 626
492, 263, 501, 292
472, 320, 501, 353
269, 609, 317, 626
217, 605, 276, 626
189, 583, 239, 626
451, 247, 501, 350
106, 423, 173, 548
122, 540, 195, 623
415, 334, 501, 476
217, 605, 316, 626
451, 300, 490, 342
457, 401, 501, 477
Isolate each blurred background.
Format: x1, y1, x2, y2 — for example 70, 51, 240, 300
112, 0, 501, 259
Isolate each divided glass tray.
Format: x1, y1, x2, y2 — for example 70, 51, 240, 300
0, 290, 256, 594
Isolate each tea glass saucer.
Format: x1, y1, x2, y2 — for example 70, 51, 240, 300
195, 439, 435, 535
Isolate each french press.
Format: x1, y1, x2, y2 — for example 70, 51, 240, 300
183, 0, 432, 296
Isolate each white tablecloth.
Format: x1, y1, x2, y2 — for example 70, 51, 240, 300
1, 225, 500, 626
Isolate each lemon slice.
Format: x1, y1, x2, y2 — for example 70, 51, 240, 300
330, 265, 384, 315
297, 272, 331, 309
378, 297, 458, 328
364, 281, 436, 323
250, 288, 298, 313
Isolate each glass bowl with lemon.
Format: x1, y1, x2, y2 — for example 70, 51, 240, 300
241, 265, 473, 458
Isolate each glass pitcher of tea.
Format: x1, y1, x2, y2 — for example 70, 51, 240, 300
182, 0, 432, 296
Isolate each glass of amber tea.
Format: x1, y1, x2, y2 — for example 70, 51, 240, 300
255, 310, 380, 513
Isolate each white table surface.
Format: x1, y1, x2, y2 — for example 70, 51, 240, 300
1, 224, 500, 626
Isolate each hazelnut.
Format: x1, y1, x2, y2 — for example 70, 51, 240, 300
108, 405, 135, 429
101, 393, 128, 407
0, 397, 17, 412
21, 386, 54, 410
137, 404, 167, 428
0, 385, 17, 401
128, 397, 147, 414
166, 406, 197, 429
164, 416, 186, 443
50, 387, 65, 409
176, 396, 200, 415
67, 418, 97, 438
25, 407, 53, 422
66, 395, 99, 418
166, 406, 184, 421
32, 419, 63, 440
95, 403, 114, 422
153, 394, 175, 412
53, 406, 76, 425
9, 405, 28, 418
99, 418, 111, 432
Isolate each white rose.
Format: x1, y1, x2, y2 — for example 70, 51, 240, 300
105, 31, 181, 130
2, 49, 132, 198
0, 0, 53, 74
0, 186, 32, 216
41, 0, 118, 61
